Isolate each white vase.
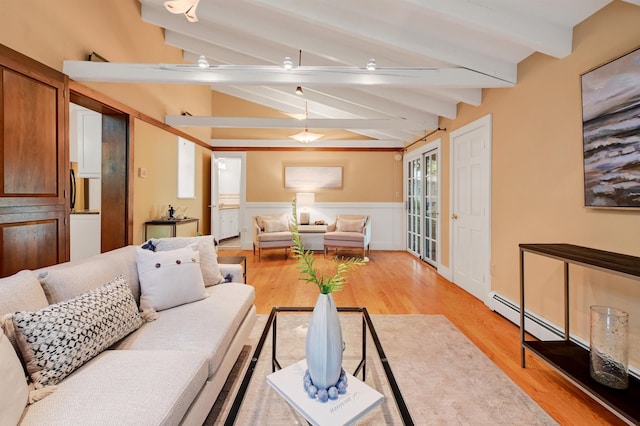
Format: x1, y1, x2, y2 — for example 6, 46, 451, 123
305, 293, 343, 390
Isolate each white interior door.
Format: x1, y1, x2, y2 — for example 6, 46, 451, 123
450, 115, 491, 303
210, 154, 221, 240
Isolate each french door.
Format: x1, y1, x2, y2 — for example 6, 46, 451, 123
406, 141, 440, 267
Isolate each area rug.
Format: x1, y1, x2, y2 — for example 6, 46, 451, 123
205, 314, 557, 425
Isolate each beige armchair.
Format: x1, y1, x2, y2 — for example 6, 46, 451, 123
252, 214, 294, 261
323, 215, 371, 258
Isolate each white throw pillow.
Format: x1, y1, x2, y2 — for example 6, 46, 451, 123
136, 244, 207, 311
0, 330, 28, 425
150, 236, 224, 286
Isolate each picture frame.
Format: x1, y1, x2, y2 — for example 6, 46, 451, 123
284, 166, 343, 189
581, 46, 640, 208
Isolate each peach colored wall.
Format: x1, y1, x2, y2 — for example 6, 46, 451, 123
246, 151, 403, 203
0, 0, 212, 143
133, 119, 211, 244
409, 1, 640, 363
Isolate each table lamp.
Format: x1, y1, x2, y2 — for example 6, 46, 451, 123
296, 193, 315, 225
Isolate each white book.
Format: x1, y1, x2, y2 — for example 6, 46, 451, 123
266, 359, 384, 426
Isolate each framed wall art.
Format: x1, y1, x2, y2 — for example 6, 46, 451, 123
284, 166, 343, 189
581, 46, 640, 208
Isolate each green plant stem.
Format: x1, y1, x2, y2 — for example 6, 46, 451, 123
291, 198, 364, 294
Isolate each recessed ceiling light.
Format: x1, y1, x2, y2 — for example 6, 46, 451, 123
367, 58, 376, 71
197, 55, 209, 68
283, 57, 293, 70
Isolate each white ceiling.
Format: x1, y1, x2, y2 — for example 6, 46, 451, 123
63, 0, 630, 148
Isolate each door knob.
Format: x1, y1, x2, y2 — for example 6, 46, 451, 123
451, 214, 458, 220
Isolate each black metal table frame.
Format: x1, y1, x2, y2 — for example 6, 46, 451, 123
224, 306, 414, 425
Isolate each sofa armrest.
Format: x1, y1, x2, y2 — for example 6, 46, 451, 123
219, 263, 244, 283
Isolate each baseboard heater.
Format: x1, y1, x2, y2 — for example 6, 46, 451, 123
488, 291, 639, 379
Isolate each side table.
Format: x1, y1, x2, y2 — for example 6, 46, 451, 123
298, 224, 328, 251
218, 256, 247, 283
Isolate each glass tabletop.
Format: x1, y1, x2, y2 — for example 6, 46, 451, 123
222, 306, 414, 425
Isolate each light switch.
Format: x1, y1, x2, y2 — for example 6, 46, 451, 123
138, 167, 147, 178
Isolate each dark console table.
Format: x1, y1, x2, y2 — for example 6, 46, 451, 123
519, 243, 640, 425
144, 218, 199, 240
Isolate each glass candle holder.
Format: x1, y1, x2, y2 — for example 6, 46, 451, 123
589, 305, 629, 389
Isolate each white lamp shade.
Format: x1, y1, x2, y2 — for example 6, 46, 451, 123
296, 193, 315, 207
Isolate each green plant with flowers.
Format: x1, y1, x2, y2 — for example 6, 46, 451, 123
290, 198, 365, 294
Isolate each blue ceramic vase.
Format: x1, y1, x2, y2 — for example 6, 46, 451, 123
305, 293, 343, 390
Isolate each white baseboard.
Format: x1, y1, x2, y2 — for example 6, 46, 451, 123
488, 291, 639, 378
437, 265, 452, 281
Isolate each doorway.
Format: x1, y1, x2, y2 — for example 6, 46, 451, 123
212, 152, 246, 250
405, 139, 441, 268
69, 91, 130, 252
449, 114, 492, 303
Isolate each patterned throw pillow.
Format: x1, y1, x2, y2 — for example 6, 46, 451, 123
11, 276, 142, 388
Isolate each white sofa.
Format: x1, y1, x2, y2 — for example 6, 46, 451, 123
0, 237, 256, 426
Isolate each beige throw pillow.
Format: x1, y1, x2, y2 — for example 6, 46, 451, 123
151, 235, 224, 286
263, 218, 289, 233
136, 245, 207, 311
257, 214, 289, 231
336, 218, 365, 233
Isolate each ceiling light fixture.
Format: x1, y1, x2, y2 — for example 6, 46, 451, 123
164, 0, 200, 22
295, 86, 304, 96
367, 58, 376, 71
283, 57, 293, 70
197, 55, 209, 68
289, 100, 323, 144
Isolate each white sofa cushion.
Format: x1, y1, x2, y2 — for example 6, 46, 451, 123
0, 270, 49, 315
11, 276, 142, 388
113, 283, 255, 378
18, 349, 208, 426
38, 246, 140, 305
136, 245, 207, 312
0, 330, 28, 426
151, 235, 225, 286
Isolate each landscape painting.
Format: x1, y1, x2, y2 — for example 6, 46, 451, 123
581, 47, 640, 208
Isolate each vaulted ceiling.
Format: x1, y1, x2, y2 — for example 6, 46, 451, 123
63, 0, 639, 148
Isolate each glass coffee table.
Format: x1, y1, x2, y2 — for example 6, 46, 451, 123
222, 306, 414, 425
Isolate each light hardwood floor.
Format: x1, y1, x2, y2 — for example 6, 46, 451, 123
221, 248, 625, 425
